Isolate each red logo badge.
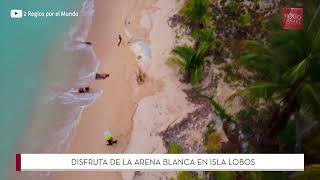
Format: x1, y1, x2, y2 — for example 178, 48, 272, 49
281, 8, 303, 30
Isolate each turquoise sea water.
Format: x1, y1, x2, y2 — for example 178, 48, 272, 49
0, 1, 92, 179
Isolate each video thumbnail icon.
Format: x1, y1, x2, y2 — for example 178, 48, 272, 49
11, 9, 23, 18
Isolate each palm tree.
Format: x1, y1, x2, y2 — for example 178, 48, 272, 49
169, 43, 210, 86
234, 1, 320, 149
180, 0, 210, 28
191, 27, 219, 48
192, 27, 216, 43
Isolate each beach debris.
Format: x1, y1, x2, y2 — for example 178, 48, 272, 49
118, 34, 122, 47
161, 99, 217, 153
167, 14, 185, 28
136, 68, 146, 85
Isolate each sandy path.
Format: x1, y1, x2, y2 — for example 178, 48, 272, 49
122, 0, 195, 179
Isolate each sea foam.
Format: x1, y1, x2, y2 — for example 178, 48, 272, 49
47, 0, 102, 153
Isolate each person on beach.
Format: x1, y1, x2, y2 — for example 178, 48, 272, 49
78, 41, 92, 46
104, 131, 118, 146
83, 41, 92, 46
96, 73, 110, 80
118, 34, 122, 47
78, 73, 109, 93
79, 86, 90, 93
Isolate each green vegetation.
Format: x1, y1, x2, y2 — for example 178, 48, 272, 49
168, 143, 183, 154
177, 171, 202, 180
214, 172, 236, 180
191, 26, 220, 53
238, 14, 252, 28
180, 0, 210, 27
168, 0, 320, 179
203, 122, 215, 143
171, 1, 219, 86
205, 132, 222, 153
225, 2, 240, 14
204, 95, 232, 123
291, 164, 320, 180
203, 122, 224, 153
192, 27, 215, 42
169, 43, 210, 85
235, 5, 320, 148
241, 172, 288, 180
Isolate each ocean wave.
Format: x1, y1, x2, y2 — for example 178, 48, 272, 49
6, 1, 100, 179
53, 0, 100, 149
44, 0, 101, 156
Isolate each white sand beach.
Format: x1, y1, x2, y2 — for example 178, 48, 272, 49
55, 0, 192, 180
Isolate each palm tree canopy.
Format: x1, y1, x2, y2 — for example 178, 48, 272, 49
232, 82, 283, 101
239, 40, 285, 81
170, 43, 210, 85
180, 0, 210, 26
235, 0, 320, 121
191, 27, 216, 42
172, 45, 195, 64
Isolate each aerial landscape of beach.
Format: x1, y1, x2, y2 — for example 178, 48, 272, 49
1, 0, 320, 180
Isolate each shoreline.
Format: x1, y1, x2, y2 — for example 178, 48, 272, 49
55, 0, 159, 179
54, 0, 193, 179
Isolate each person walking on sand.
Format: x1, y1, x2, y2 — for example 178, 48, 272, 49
118, 34, 122, 47
104, 131, 118, 146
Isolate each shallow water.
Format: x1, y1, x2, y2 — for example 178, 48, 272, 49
0, 0, 100, 179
